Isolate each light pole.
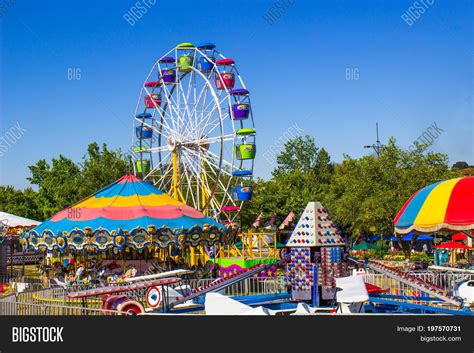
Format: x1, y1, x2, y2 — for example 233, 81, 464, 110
364, 122, 383, 157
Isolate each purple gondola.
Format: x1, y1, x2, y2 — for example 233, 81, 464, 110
161, 69, 176, 84
229, 89, 250, 120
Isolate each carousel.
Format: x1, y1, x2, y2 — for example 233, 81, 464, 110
23, 174, 235, 284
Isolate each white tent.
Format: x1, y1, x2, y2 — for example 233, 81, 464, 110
0, 211, 40, 228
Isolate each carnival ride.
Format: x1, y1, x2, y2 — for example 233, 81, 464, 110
131, 42, 256, 223
67, 272, 184, 315
0, 212, 40, 284
213, 230, 281, 278
23, 174, 237, 287
11, 45, 474, 316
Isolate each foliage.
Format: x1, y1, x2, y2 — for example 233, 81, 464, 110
452, 161, 469, 170
0, 186, 43, 221
382, 251, 432, 264
1, 133, 464, 261
322, 138, 459, 237
410, 252, 433, 263
239, 135, 334, 229
27, 155, 82, 219
77, 143, 129, 199
3, 143, 129, 221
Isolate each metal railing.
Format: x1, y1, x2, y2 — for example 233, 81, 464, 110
364, 271, 474, 298
3, 276, 287, 309
0, 294, 121, 315
4, 271, 468, 313
187, 276, 286, 297
1, 271, 43, 284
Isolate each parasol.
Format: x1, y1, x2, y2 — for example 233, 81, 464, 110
433, 241, 471, 250
394, 177, 474, 234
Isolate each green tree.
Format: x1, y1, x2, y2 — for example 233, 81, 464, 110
0, 186, 43, 221
28, 156, 82, 218
25, 142, 129, 219
452, 161, 469, 169
273, 135, 318, 176
78, 142, 129, 199
239, 135, 334, 229
323, 138, 460, 257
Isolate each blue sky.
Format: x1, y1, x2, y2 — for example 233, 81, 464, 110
0, 0, 472, 189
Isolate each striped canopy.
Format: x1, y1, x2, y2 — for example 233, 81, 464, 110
394, 177, 474, 234
25, 174, 228, 251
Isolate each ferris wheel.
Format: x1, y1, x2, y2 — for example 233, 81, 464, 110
131, 42, 256, 222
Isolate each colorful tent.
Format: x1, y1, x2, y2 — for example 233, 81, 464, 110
367, 235, 392, 242
389, 233, 434, 242
350, 241, 377, 251
394, 177, 474, 234
25, 174, 230, 252
0, 212, 39, 228
0, 212, 39, 241
433, 241, 471, 250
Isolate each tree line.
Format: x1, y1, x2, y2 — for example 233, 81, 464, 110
0, 143, 129, 221
0, 137, 468, 240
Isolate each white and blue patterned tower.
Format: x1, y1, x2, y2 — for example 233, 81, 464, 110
286, 202, 345, 302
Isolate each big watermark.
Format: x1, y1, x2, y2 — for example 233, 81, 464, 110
0, 122, 27, 158
407, 121, 443, 152
262, 0, 296, 26
123, 0, 157, 26
401, 0, 436, 26
262, 122, 305, 166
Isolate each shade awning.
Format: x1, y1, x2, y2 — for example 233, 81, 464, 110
0, 212, 39, 228
433, 241, 471, 250
452, 232, 468, 241
394, 177, 474, 234
350, 241, 377, 250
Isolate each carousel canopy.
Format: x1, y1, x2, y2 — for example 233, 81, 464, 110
25, 174, 229, 251
394, 177, 474, 234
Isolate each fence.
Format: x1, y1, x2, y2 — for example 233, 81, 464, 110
3, 277, 285, 313
188, 276, 285, 297
1, 270, 43, 284
0, 294, 121, 315
364, 271, 474, 298
2, 271, 470, 315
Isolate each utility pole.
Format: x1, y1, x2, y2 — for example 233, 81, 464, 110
364, 122, 383, 157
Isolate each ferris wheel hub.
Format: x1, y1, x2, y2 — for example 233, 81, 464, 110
167, 136, 177, 151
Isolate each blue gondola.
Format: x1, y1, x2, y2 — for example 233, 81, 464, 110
231, 186, 253, 201
232, 170, 253, 177
136, 126, 153, 139
197, 43, 216, 50
199, 56, 215, 72
136, 112, 152, 119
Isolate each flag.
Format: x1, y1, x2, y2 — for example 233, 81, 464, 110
264, 214, 277, 230
251, 212, 264, 229
278, 211, 296, 230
